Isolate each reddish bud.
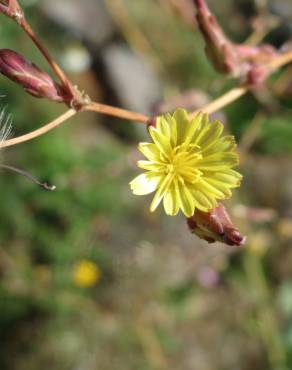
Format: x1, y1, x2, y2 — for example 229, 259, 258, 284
187, 203, 246, 246
0, 49, 69, 103
194, 0, 239, 76
193, 0, 280, 85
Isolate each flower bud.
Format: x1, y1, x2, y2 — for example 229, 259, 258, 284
187, 203, 246, 246
194, 0, 239, 76
193, 0, 279, 85
0, 49, 69, 103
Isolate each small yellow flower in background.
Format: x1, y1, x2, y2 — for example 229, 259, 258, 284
130, 109, 242, 217
73, 260, 101, 288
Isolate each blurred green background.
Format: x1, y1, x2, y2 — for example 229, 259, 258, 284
1, 0, 292, 369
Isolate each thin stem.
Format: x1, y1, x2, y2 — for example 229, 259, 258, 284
0, 164, 56, 190
1, 109, 76, 148
20, 19, 73, 94
0, 102, 148, 149
2, 49, 292, 149
190, 86, 248, 117
85, 102, 149, 123
269, 50, 292, 71
190, 50, 292, 117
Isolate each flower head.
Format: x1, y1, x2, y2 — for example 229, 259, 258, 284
73, 260, 101, 288
130, 109, 242, 217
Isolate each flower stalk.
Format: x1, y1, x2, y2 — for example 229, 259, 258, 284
0, 0, 84, 108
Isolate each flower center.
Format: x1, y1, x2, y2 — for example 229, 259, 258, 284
166, 164, 176, 173
162, 145, 202, 184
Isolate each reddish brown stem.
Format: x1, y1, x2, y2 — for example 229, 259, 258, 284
85, 102, 149, 123
20, 20, 74, 97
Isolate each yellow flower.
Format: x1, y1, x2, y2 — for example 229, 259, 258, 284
73, 260, 101, 288
130, 109, 242, 217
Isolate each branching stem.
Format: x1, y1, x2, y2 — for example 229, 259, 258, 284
1, 109, 76, 148
190, 86, 248, 117
85, 102, 149, 123
19, 18, 74, 96
1, 4, 292, 149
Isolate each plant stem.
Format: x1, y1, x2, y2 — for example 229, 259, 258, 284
190, 86, 248, 117
20, 19, 73, 94
1, 109, 76, 148
269, 50, 292, 71
0, 164, 56, 190
0, 102, 148, 149
191, 50, 292, 117
2, 48, 292, 149
85, 102, 149, 123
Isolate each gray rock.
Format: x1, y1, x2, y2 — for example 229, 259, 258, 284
270, 0, 292, 18
40, 0, 115, 46
101, 44, 162, 115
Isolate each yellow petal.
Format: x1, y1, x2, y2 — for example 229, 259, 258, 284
156, 115, 171, 138
203, 135, 236, 155
150, 174, 173, 212
163, 185, 179, 216
200, 190, 217, 208
202, 169, 242, 198
173, 108, 189, 145
176, 181, 195, 217
196, 178, 225, 199
184, 112, 203, 146
197, 120, 224, 151
190, 184, 218, 211
149, 126, 171, 156
137, 160, 163, 171
130, 172, 161, 195
138, 142, 161, 161
189, 113, 209, 144
166, 114, 178, 147
210, 169, 242, 187
204, 177, 233, 198
197, 152, 239, 171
